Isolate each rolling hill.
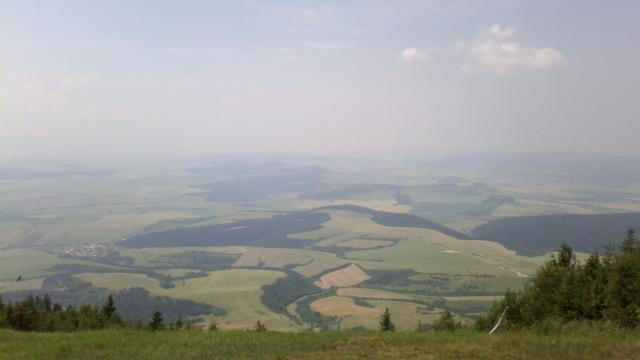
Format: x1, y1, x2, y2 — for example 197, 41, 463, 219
472, 212, 640, 255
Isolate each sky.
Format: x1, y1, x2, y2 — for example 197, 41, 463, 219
1, 0, 639, 159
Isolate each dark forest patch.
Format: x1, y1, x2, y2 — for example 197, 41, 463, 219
411, 195, 515, 219
313, 205, 469, 239
196, 166, 329, 202
121, 212, 331, 248
471, 212, 640, 256
261, 271, 321, 318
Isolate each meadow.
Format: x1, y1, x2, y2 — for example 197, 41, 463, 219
1, 327, 639, 360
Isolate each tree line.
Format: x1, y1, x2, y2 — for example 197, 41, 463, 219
0, 294, 122, 332
0, 293, 181, 332
476, 229, 640, 330
378, 229, 640, 333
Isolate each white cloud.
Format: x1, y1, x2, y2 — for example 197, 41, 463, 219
458, 24, 567, 74
401, 47, 428, 62
490, 24, 517, 38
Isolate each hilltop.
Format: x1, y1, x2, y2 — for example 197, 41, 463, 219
1, 327, 639, 360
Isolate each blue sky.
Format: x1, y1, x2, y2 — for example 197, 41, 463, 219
1, 0, 639, 158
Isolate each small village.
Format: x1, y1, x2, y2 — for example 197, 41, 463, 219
54, 242, 109, 258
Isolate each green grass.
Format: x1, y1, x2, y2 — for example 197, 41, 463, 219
1, 328, 639, 359
345, 238, 501, 274
288, 226, 347, 243
330, 298, 442, 331
0, 277, 44, 292
74, 273, 165, 292
120, 246, 245, 267
0, 249, 119, 281
173, 269, 300, 331
158, 268, 201, 278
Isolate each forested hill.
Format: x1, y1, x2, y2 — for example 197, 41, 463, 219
472, 212, 640, 255
313, 205, 469, 239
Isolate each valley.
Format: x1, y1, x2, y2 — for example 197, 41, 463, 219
2, 155, 640, 331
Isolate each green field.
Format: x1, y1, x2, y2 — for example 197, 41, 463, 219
0, 249, 121, 281
346, 238, 500, 274
158, 269, 296, 331
75, 273, 165, 292
120, 246, 245, 268
73, 269, 298, 331
3, 158, 640, 333
322, 298, 443, 331
1, 328, 639, 359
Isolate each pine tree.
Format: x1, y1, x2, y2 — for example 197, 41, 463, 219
433, 310, 460, 331
379, 308, 395, 332
622, 228, 636, 255
606, 231, 640, 328
254, 320, 267, 332
102, 295, 117, 321
578, 253, 607, 319
42, 294, 52, 312
149, 310, 163, 330
476, 231, 640, 331
0, 298, 6, 328
10, 295, 39, 331
557, 243, 577, 270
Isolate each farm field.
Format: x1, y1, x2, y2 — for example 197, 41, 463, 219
310, 296, 443, 331
2, 157, 640, 331
314, 264, 370, 289
0, 249, 121, 281
336, 288, 415, 300
73, 269, 298, 331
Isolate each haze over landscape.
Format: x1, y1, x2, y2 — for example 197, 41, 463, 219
1, 1, 640, 359
2, 0, 639, 159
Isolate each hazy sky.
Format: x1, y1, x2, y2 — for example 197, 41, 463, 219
1, 0, 639, 159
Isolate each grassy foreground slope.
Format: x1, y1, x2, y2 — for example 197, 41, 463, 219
2, 328, 640, 360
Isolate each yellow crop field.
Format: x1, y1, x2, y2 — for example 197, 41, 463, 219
336, 287, 414, 301
310, 296, 378, 317
336, 239, 394, 249
314, 264, 370, 289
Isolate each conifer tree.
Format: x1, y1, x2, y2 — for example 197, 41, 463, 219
149, 310, 164, 330
475, 231, 640, 330
606, 230, 640, 327
42, 294, 52, 312
254, 320, 267, 332
578, 253, 607, 319
379, 308, 395, 332
433, 310, 460, 331
621, 228, 636, 255
102, 295, 117, 322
